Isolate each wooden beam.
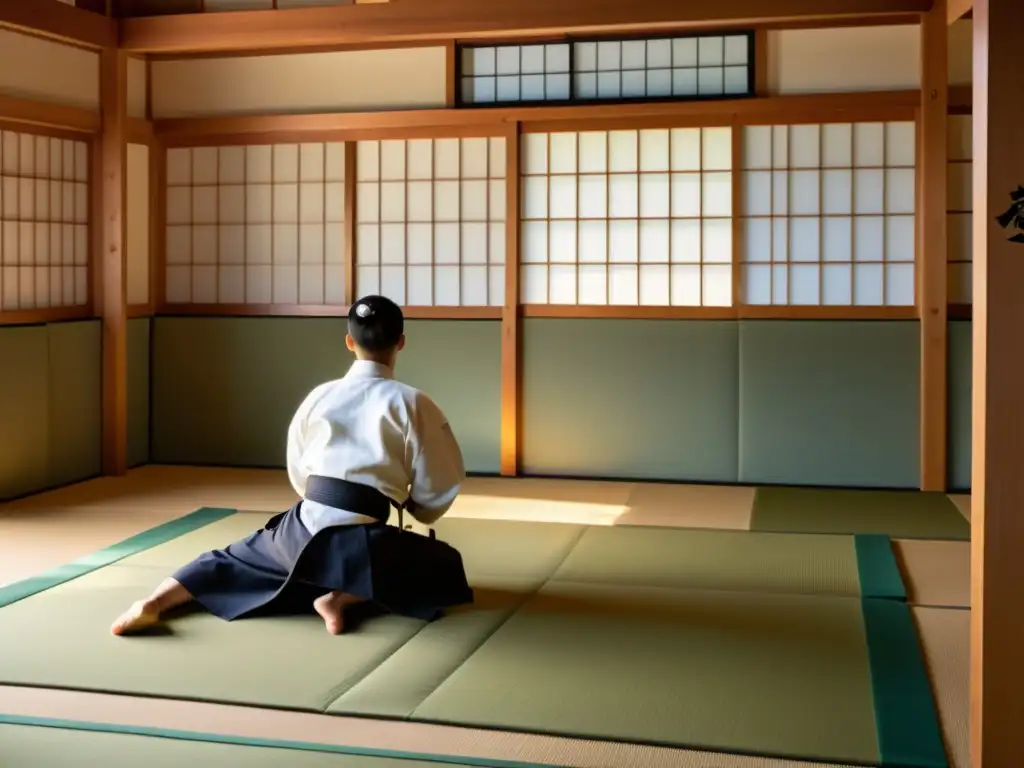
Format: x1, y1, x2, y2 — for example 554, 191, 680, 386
0, 93, 100, 133
98, 48, 129, 477
500, 122, 520, 477
445, 40, 457, 108
919, 1, 948, 491
155, 304, 502, 319
120, 0, 931, 54
343, 142, 356, 305
948, 0, 972, 23
949, 84, 973, 112
151, 91, 922, 143
971, 2, 1024, 765
754, 29, 770, 96
0, 0, 117, 49
125, 116, 154, 143
521, 305, 919, 319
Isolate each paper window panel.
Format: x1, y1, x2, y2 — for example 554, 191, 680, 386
520, 128, 734, 306
164, 143, 346, 306
461, 44, 572, 105
459, 33, 752, 106
741, 122, 916, 308
0, 131, 89, 312
575, 35, 751, 101
947, 114, 973, 305
354, 137, 506, 307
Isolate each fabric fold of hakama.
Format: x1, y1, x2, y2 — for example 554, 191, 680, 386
174, 490, 473, 623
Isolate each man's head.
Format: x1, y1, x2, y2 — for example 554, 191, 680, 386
346, 295, 406, 367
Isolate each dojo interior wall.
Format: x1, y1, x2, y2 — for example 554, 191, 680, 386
0, 33, 151, 502
0, 21, 976, 499
140, 23, 973, 491
0, 31, 96, 501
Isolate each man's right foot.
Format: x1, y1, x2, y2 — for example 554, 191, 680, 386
313, 592, 347, 635
110, 600, 161, 636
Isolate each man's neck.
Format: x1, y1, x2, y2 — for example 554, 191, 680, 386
354, 354, 395, 370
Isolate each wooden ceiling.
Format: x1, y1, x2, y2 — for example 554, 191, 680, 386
119, 0, 932, 54
1, 0, 934, 54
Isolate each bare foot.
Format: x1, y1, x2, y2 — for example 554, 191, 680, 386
110, 600, 161, 636
313, 592, 346, 635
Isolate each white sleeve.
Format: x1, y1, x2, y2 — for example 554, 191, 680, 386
407, 399, 465, 526
285, 388, 319, 499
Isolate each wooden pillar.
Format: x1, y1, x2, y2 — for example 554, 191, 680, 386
919, 0, 949, 491
500, 122, 521, 477
971, 0, 1024, 765
98, 48, 129, 476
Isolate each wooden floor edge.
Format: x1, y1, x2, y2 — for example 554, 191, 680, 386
0, 686, 732, 768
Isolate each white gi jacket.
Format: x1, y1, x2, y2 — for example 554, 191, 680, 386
286, 360, 465, 533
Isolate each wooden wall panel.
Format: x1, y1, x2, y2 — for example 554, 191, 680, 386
150, 47, 447, 119
768, 25, 920, 94
0, 29, 100, 112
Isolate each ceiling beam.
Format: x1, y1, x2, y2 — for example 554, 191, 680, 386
947, 0, 972, 22
0, 0, 117, 50
121, 0, 932, 55
0, 93, 100, 133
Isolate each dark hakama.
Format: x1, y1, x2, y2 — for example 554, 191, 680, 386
173, 478, 474, 623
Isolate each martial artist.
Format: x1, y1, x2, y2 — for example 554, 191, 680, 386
111, 295, 473, 636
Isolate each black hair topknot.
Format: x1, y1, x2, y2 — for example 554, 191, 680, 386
347, 295, 404, 352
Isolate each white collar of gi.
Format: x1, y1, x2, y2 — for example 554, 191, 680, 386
347, 360, 394, 380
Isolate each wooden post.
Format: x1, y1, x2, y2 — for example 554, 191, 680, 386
971, 0, 1024, 765
500, 122, 520, 477
919, 0, 948, 491
99, 48, 129, 476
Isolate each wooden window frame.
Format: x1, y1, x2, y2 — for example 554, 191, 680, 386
0, 118, 97, 327
147, 89, 922, 322
155, 124, 509, 320
455, 31, 757, 110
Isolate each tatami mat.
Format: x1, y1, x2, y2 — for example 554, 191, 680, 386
0, 466, 971, 768
0, 467, 974, 587
0, 724, 479, 768
550, 526, 864, 597
751, 487, 970, 540
410, 581, 881, 765
618, 482, 755, 529
0, 507, 943, 766
0, 687, 861, 768
948, 494, 971, 522
912, 608, 969, 768
895, 540, 971, 608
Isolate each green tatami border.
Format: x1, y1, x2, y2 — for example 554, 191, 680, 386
861, 599, 948, 768
0, 715, 567, 768
854, 535, 907, 602
0, 507, 238, 609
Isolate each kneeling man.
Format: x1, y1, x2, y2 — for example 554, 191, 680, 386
111, 295, 473, 636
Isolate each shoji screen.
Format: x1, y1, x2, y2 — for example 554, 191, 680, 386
0, 130, 89, 312
354, 136, 506, 307
947, 114, 972, 305
459, 33, 754, 106
740, 121, 917, 307
164, 142, 347, 305
518, 126, 734, 306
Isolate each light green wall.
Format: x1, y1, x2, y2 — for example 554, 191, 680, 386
0, 320, 102, 501
143, 316, 967, 491
521, 319, 740, 482
151, 317, 501, 473
521, 319, 924, 489
737, 321, 921, 488
128, 318, 151, 469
